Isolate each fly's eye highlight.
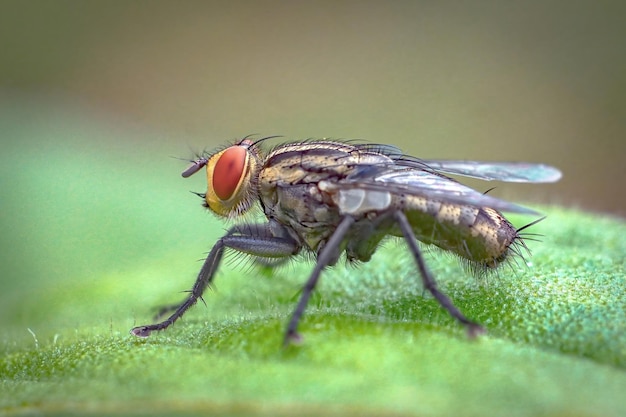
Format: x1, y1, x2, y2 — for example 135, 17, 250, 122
212, 146, 247, 201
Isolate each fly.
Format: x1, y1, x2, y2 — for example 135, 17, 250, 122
131, 136, 562, 345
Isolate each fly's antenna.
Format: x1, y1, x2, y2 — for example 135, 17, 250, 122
181, 157, 209, 178
168, 153, 210, 178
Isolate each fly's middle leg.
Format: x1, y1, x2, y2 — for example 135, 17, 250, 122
130, 223, 299, 338
284, 215, 356, 346
393, 210, 485, 338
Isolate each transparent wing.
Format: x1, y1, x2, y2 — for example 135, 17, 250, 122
353, 143, 562, 183
335, 165, 541, 214
408, 159, 562, 183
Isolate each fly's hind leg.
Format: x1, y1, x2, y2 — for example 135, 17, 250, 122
393, 211, 485, 337
131, 223, 300, 338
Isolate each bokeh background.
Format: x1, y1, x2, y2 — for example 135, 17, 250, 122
2, 0, 625, 212
1, 1, 624, 335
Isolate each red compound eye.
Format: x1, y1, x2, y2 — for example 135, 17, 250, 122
212, 146, 247, 200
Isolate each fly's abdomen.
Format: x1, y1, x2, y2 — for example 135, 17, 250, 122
402, 196, 517, 268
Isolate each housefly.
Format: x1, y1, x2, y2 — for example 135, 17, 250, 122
131, 136, 562, 344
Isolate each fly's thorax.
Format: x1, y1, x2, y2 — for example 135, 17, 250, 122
260, 181, 342, 251
203, 139, 263, 218
258, 141, 396, 218
259, 140, 395, 191
257, 141, 394, 251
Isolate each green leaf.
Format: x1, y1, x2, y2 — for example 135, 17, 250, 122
1, 104, 625, 416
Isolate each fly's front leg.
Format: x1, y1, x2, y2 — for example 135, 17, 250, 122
393, 211, 485, 338
130, 223, 299, 338
150, 222, 284, 319
284, 215, 355, 346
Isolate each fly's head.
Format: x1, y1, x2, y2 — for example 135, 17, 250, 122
182, 137, 264, 218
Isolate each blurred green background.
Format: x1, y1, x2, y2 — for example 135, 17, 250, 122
1, 1, 625, 415
2, 0, 624, 215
